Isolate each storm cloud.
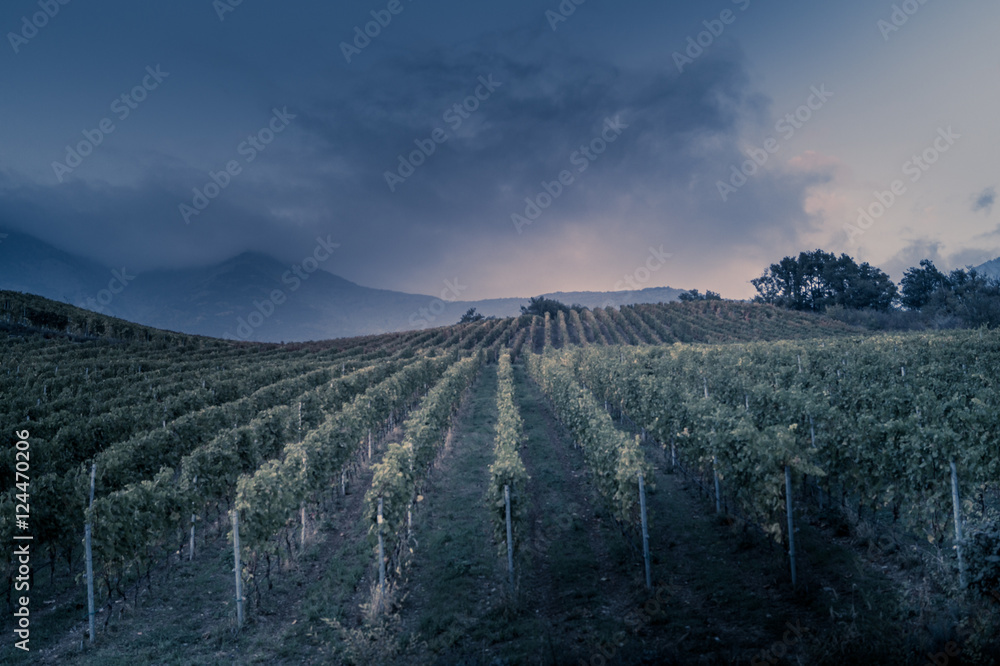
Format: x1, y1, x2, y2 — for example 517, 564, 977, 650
1, 0, 997, 299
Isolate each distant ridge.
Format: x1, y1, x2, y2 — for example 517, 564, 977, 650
0, 230, 685, 342
0, 289, 862, 348
973, 256, 1000, 280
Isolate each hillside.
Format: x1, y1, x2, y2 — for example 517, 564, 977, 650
0, 290, 861, 351
975, 257, 1000, 281
3, 299, 998, 665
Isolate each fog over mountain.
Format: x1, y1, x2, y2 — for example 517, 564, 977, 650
0, 230, 683, 341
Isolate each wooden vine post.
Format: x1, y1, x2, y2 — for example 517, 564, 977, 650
232, 509, 244, 627
85, 463, 96, 644
808, 416, 824, 510
377, 497, 386, 611
504, 484, 514, 594
704, 381, 722, 513
638, 473, 652, 590
950, 461, 967, 589
299, 403, 308, 549
189, 475, 197, 561
301, 453, 308, 549
784, 465, 797, 587
713, 456, 722, 515
296, 504, 303, 549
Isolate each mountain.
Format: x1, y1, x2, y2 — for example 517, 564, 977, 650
973, 257, 1000, 280
0, 230, 110, 305
0, 230, 684, 341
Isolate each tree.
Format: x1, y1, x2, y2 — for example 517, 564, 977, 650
900, 260, 949, 310
26, 307, 69, 331
458, 307, 484, 323
928, 269, 1000, 327
752, 250, 896, 312
678, 289, 723, 302
520, 297, 569, 317
751, 250, 840, 311
825, 257, 897, 311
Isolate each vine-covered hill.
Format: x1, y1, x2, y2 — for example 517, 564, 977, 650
1, 289, 860, 350
21, 294, 1000, 665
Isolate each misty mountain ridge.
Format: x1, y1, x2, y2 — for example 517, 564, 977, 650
973, 257, 1000, 280
0, 230, 686, 342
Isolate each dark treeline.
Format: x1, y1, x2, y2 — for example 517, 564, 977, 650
750, 250, 1000, 329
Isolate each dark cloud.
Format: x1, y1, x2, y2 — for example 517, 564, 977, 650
261, 37, 827, 288
973, 187, 995, 214
2, 0, 995, 301
0, 29, 826, 297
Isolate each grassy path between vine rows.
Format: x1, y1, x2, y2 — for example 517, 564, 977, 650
391, 362, 650, 665
394, 360, 846, 665
508, 364, 643, 664
388, 364, 512, 663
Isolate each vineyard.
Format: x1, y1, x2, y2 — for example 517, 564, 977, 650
2, 292, 999, 664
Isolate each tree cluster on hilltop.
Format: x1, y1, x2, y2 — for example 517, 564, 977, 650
519, 296, 574, 318
899, 260, 1000, 327
751, 250, 1000, 329
462, 250, 1000, 332
678, 289, 722, 302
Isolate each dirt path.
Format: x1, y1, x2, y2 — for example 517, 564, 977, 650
391, 365, 510, 664
507, 365, 645, 665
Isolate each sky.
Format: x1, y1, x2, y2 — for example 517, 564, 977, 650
1, 0, 998, 300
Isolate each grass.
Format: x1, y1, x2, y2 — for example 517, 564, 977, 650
507, 363, 640, 664
389, 364, 516, 663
